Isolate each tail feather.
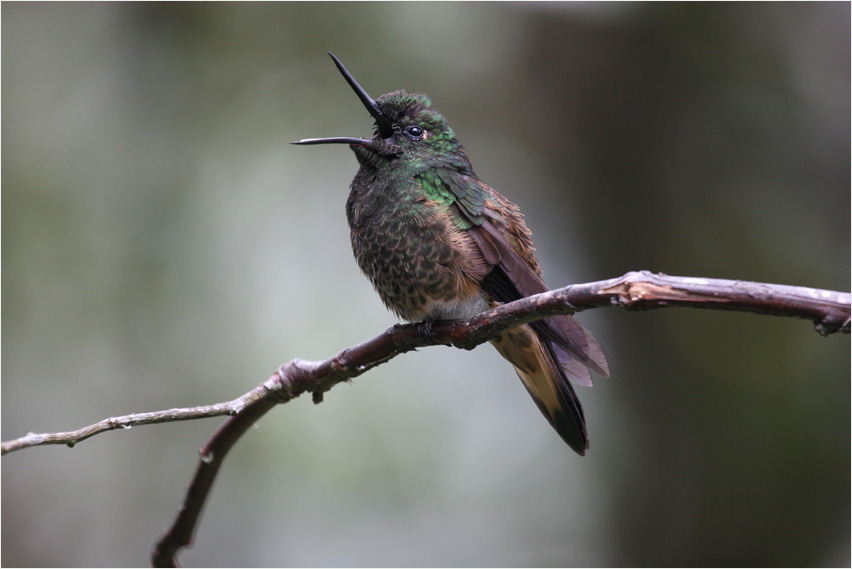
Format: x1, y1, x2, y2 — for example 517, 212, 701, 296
490, 324, 589, 455
538, 314, 609, 382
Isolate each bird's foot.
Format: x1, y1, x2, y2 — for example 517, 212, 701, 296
416, 319, 440, 345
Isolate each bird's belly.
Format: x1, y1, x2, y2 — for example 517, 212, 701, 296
413, 292, 490, 321
350, 210, 487, 322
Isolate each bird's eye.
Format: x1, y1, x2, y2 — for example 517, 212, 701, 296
404, 125, 424, 140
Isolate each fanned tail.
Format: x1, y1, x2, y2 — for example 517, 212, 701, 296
490, 324, 590, 455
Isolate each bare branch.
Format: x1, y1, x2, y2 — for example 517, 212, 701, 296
3, 271, 847, 459
1, 271, 847, 566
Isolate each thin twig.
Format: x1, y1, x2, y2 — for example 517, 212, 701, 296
1, 403, 236, 455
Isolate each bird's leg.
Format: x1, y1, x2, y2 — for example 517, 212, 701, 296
416, 318, 441, 345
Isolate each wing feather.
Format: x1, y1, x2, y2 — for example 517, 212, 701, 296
438, 167, 608, 385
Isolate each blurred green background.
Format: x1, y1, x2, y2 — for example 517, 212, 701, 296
3, 2, 849, 567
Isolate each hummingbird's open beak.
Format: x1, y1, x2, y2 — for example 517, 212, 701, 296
327, 52, 394, 138
292, 52, 394, 146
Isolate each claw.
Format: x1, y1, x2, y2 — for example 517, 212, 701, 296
417, 319, 440, 345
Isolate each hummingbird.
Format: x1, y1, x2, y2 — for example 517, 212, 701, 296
294, 53, 608, 455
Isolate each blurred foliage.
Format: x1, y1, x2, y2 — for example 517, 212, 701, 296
3, 3, 849, 567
